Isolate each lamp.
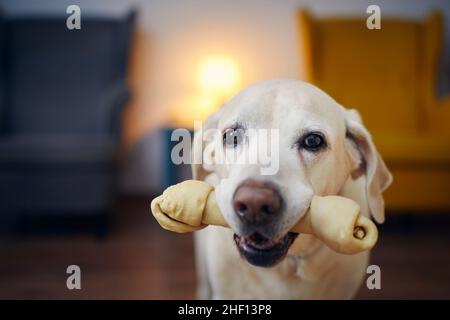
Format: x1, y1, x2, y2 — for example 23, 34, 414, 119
170, 55, 241, 128
197, 56, 241, 104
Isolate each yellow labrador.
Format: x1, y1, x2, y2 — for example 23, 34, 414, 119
192, 79, 392, 299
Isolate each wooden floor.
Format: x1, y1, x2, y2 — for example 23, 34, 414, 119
1, 196, 449, 299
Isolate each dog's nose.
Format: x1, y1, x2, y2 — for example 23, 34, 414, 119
233, 180, 282, 224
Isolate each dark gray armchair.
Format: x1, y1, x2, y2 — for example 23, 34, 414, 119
0, 11, 135, 232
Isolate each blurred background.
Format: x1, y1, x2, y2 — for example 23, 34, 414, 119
0, 0, 449, 299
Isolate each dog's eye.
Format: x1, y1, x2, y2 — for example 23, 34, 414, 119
223, 128, 244, 148
300, 133, 326, 151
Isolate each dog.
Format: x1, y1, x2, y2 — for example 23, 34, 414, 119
191, 79, 392, 299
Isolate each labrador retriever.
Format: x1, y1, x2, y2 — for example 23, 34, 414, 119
192, 79, 392, 299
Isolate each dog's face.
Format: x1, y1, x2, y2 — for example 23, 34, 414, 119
193, 80, 392, 267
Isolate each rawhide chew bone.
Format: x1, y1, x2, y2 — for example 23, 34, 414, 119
151, 180, 378, 254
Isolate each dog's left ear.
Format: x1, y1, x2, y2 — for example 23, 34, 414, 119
343, 108, 393, 223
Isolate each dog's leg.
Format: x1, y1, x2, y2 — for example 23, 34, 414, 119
194, 229, 212, 299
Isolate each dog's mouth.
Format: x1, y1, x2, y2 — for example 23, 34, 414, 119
233, 232, 298, 267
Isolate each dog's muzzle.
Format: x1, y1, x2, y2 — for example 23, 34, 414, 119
232, 179, 296, 267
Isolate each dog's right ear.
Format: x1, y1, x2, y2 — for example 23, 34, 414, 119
343, 108, 393, 224
191, 111, 221, 181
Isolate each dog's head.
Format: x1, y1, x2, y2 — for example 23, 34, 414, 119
192, 80, 392, 267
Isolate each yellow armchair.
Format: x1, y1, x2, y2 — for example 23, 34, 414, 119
297, 9, 450, 212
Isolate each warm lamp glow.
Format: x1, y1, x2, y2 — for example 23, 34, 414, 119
169, 56, 242, 128
197, 56, 241, 100
170, 94, 217, 128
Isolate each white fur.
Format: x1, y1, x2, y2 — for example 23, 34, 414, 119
192, 79, 392, 299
